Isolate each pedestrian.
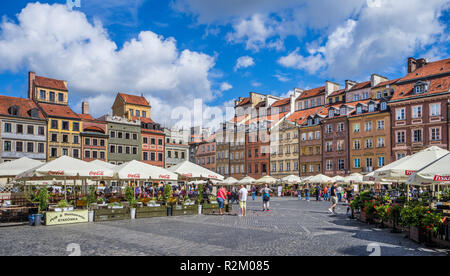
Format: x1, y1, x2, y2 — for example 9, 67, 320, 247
323, 186, 328, 201
305, 185, 310, 201
329, 183, 338, 214
315, 184, 321, 201
251, 185, 256, 201
297, 185, 302, 200
337, 185, 343, 202
261, 184, 272, 211
217, 185, 227, 215
238, 185, 248, 217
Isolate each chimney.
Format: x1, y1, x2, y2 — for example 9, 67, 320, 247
325, 81, 339, 97
416, 58, 427, 69
408, 57, 417, 73
345, 80, 357, 91
371, 74, 388, 87
28, 71, 35, 100
82, 102, 89, 115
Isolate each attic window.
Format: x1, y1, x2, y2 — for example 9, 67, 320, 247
30, 108, 39, 118
356, 106, 363, 114
8, 105, 19, 116
368, 104, 375, 113
413, 81, 429, 94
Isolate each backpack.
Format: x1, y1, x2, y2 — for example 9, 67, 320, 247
262, 189, 270, 201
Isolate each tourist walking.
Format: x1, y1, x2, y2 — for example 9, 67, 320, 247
315, 184, 321, 201
217, 186, 227, 216
238, 185, 248, 217
251, 185, 256, 201
329, 183, 338, 214
261, 184, 272, 211
305, 185, 310, 201
337, 185, 343, 202
323, 186, 328, 201
297, 185, 302, 200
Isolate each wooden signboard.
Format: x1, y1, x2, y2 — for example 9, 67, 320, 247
46, 210, 89, 226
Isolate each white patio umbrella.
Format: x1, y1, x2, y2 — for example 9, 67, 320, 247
0, 157, 44, 177
255, 175, 278, 185
306, 174, 333, 184
113, 160, 178, 181
407, 153, 450, 186
331, 176, 345, 183
168, 161, 224, 181
281, 175, 302, 184
90, 159, 117, 169
222, 177, 238, 186
16, 156, 114, 180
363, 172, 375, 182
374, 146, 449, 183
238, 176, 256, 185
344, 173, 364, 184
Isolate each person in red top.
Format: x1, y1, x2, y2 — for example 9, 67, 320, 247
217, 186, 227, 215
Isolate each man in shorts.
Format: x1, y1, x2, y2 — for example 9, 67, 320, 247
329, 183, 338, 214
217, 186, 227, 215
261, 184, 272, 212
239, 185, 248, 217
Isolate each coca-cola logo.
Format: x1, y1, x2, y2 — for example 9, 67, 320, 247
405, 170, 416, 176
89, 171, 104, 176
159, 175, 170, 179
182, 173, 193, 178
208, 175, 218, 179
128, 174, 140, 179
433, 175, 450, 182
48, 171, 64, 176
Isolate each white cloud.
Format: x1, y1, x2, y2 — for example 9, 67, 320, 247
0, 3, 218, 126
273, 73, 291, 83
251, 81, 262, 87
234, 56, 255, 71
277, 48, 326, 74
220, 82, 233, 92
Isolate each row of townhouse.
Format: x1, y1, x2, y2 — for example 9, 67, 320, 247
0, 72, 189, 167
195, 57, 450, 180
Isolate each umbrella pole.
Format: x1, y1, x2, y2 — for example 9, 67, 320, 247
64, 177, 67, 201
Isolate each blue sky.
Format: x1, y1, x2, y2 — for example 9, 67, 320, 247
0, 0, 449, 128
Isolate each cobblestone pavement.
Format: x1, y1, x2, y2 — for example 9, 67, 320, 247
0, 198, 447, 256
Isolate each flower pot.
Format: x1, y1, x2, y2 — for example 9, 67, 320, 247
130, 208, 136, 219
88, 211, 94, 222
34, 214, 42, 226
409, 226, 422, 243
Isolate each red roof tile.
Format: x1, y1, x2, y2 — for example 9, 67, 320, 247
296, 86, 325, 100
118, 93, 150, 107
38, 103, 80, 120
348, 81, 371, 91
131, 116, 155, 125
373, 78, 400, 88
34, 76, 67, 91
78, 114, 94, 121
271, 98, 290, 107
286, 106, 323, 125
400, 58, 450, 82
236, 97, 251, 107
328, 89, 345, 97
0, 96, 45, 119
391, 75, 450, 101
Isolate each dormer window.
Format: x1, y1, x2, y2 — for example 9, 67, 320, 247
368, 104, 375, 113
329, 109, 335, 118
340, 107, 346, 115
380, 102, 387, 111
30, 108, 39, 118
314, 118, 320, 125
413, 81, 429, 94
356, 106, 362, 114
307, 119, 313, 126
8, 105, 19, 116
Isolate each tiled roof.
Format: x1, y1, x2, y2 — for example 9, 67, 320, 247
236, 97, 251, 107
348, 81, 371, 91
400, 58, 450, 82
286, 106, 323, 125
83, 126, 105, 133
391, 75, 450, 101
271, 98, 290, 107
373, 78, 400, 88
296, 86, 325, 100
230, 114, 249, 124
131, 116, 155, 125
0, 96, 45, 119
328, 89, 346, 97
118, 93, 150, 107
34, 76, 67, 91
38, 103, 80, 120
78, 114, 94, 121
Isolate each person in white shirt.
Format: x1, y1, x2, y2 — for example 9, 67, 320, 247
239, 185, 248, 217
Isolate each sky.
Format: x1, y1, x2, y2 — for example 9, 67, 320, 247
0, 0, 449, 130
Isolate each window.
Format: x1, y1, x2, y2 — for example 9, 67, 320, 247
271, 163, 276, 172
151, 138, 156, 145
40, 90, 46, 100
143, 152, 148, 161
71, 149, 78, 158
326, 160, 333, 171
315, 131, 320, 140
338, 123, 345, 132
158, 153, 163, 162
431, 128, 441, 141
125, 133, 130, 140
366, 158, 373, 170
62, 148, 69, 156
354, 159, 361, 168
143, 137, 148, 144
62, 134, 69, 143
151, 153, 155, 161
118, 146, 123, 154
27, 125, 34, 135
430, 103, 441, 116
326, 125, 332, 133
73, 123, 80, 132
381, 102, 387, 111
377, 137, 385, 148
85, 151, 91, 159
136, 110, 141, 117
38, 126, 45, 135
396, 131, 406, 144
338, 159, 345, 171
377, 120, 385, 130
354, 94, 360, 101
58, 93, 64, 102
51, 120, 58, 129
51, 134, 58, 142
363, 92, 369, 100
100, 151, 105, 160
110, 131, 116, 138
326, 142, 333, 152
365, 122, 372, 131
129, 109, 134, 116
353, 123, 360, 133
413, 129, 422, 143
51, 148, 58, 157
356, 106, 362, 114
286, 162, 291, 171
354, 140, 361, 150
16, 141, 23, 152
27, 142, 34, 153
4, 141, 11, 152
126, 147, 130, 155
142, 111, 146, 118
85, 138, 91, 146
365, 139, 373, 149
4, 123, 12, 133
38, 143, 45, 153
158, 139, 163, 146
368, 104, 375, 113
329, 109, 335, 118
378, 157, 385, 167
396, 108, 405, 120
110, 145, 116, 153
16, 124, 23, 134
133, 147, 138, 155
73, 135, 79, 144
92, 139, 98, 146
412, 106, 422, 118
118, 132, 123, 139
49, 92, 55, 102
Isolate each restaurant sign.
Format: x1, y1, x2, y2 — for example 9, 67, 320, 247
46, 210, 89, 226
433, 175, 450, 182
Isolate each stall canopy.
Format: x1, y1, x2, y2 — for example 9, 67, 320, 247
16, 156, 115, 180
331, 176, 345, 183
344, 173, 364, 184
113, 160, 178, 181
306, 174, 333, 184
238, 176, 256, 185
281, 175, 302, 184
255, 176, 278, 185
222, 177, 238, 185
90, 160, 117, 169
374, 146, 449, 182
0, 157, 44, 177
407, 153, 450, 186
168, 161, 224, 181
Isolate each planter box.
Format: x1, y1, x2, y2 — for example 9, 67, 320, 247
360, 211, 368, 223
94, 208, 130, 222
409, 226, 427, 243
202, 203, 220, 215
172, 204, 199, 216
136, 206, 167, 218
46, 210, 89, 226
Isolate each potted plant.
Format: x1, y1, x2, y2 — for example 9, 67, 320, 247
374, 204, 390, 228
387, 204, 403, 233
86, 186, 97, 222
26, 186, 49, 226
163, 185, 174, 216
55, 199, 73, 212
125, 186, 139, 219
196, 184, 204, 214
